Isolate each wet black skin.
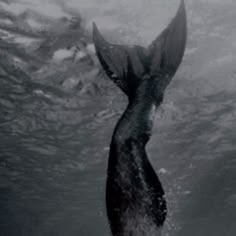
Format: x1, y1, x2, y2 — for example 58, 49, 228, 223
93, 1, 187, 235
107, 79, 167, 235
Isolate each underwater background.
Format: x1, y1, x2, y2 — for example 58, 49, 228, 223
0, 0, 236, 235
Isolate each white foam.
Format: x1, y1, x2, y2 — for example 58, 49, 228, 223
27, 18, 42, 29
86, 43, 95, 54
13, 36, 40, 46
74, 51, 86, 61
0, 19, 12, 25
0, 28, 40, 46
0, 0, 68, 18
0, 2, 27, 15
53, 48, 74, 61
0, 29, 15, 39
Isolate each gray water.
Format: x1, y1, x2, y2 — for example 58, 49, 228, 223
0, 0, 236, 235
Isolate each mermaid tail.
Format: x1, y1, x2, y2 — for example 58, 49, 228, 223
93, 1, 187, 235
93, 0, 186, 99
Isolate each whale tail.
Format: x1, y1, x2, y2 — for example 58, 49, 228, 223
93, 0, 187, 98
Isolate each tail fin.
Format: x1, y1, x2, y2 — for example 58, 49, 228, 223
93, 0, 187, 96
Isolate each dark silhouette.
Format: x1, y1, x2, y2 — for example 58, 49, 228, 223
93, 0, 187, 235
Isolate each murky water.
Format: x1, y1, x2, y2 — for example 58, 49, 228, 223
0, 0, 236, 235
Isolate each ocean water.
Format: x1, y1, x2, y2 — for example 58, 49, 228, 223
0, 0, 236, 235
